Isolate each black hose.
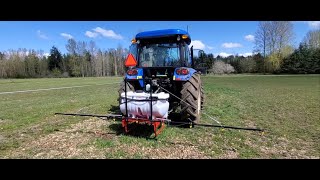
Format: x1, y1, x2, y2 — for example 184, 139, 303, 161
55, 112, 263, 132
168, 121, 264, 132
54, 113, 122, 118
194, 123, 264, 132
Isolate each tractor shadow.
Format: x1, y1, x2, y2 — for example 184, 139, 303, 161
109, 123, 157, 139
108, 106, 190, 139
109, 105, 121, 115
108, 105, 157, 139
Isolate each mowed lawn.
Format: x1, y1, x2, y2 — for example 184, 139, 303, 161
0, 75, 319, 158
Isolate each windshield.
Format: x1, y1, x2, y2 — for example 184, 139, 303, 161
138, 43, 180, 67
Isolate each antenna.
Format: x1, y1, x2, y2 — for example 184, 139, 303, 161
187, 25, 189, 32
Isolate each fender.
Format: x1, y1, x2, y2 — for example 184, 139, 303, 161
125, 68, 144, 87
173, 67, 197, 81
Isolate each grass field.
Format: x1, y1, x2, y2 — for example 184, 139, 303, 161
0, 75, 319, 158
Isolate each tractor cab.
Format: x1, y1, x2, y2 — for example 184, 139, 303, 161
125, 29, 196, 89
129, 29, 192, 68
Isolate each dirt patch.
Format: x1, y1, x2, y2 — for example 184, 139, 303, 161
0, 119, 10, 125
145, 145, 209, 159
5, 118, 212, 159
219, 149, 239, 159
245, 136, 319, 159
0, 134, 6, 143
6, 118, 108, 158
243, 119, 258, 129
108, 143, 210, 159
5, 117, 281, 159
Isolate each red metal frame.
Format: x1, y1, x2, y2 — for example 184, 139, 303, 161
121, 118, 166, 137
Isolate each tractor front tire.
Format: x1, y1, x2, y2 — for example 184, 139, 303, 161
180, 73, 202, 123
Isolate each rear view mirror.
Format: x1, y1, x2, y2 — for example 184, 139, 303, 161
198, 50, 205, 58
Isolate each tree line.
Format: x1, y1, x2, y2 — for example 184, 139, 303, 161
195, 22, 319, 74
0, 39, 128, 78
0, 21, 319, 78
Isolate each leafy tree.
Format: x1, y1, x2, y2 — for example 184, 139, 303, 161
281, 43, 320, 74
48, 46, 63, 72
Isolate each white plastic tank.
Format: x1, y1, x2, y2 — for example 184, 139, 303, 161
120, 91, 170, 119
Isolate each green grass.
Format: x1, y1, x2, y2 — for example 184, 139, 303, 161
0, 75, 319, 158
0, 77, 122, 156
95, 138, 116, 149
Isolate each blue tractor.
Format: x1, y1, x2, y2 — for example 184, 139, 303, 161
119, 29, 204, 123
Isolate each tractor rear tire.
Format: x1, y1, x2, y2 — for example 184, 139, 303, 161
180, 73, 202, 123
118, 80, 135, 105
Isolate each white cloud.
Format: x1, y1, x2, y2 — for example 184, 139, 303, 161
307, 21, 320, 29
43, 53, 50, 57
189, 40, 214, 51
17, 51, 29, 57
217, 52, 233, 58
60, 33, 73, 39
85, 31, 99, 38
244, 35, 255, 42
239, 52, 253, 57
92, 27, 123, 40
37, 52, 50, 58
190, 40, 206, 50
215, 52, 254, 58
222, 42, 242, 48
37, 30, 48, 40
207, 46, 214, 50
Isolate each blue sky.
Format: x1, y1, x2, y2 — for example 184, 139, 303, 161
0, 21, 319, 57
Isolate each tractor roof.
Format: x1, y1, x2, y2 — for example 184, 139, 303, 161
135, 29, 191, 44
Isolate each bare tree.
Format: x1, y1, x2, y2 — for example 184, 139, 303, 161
276, 21, 294, 56
66, 39, 77, 55
95, 49, 103, 77
86, 41, 95, 76
303, 29, 320, 49
255, 21, 270, 58
0, 52, 6, 78
255, 21, 294, 72
107, 49, 115, 76
255, 21, 294, 57
75, 41, 87, 77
